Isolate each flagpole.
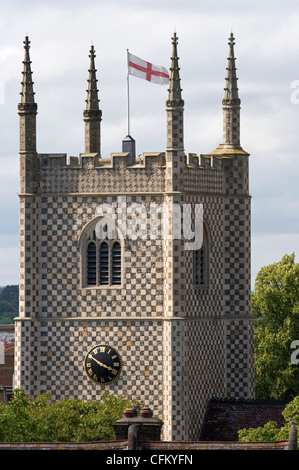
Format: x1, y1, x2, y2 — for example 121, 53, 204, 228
126, 48, 130, 136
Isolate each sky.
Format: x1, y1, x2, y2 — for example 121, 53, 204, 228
0, 0, 298, 288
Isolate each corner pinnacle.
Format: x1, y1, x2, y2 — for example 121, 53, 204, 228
85, 44, 100, 113
19, 36, 37, 109
166, 32, 184, 108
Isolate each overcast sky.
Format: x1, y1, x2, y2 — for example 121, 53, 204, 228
0, 0, 299, 288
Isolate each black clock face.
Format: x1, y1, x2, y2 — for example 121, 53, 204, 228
84, 344, 122, 385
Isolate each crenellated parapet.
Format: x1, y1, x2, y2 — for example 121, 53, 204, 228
39, 151, 166, 194
36, 147, 247, 196
40, 151, 166, 170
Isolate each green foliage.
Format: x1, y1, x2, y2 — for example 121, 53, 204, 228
238, 420, 283, 443
238, 395, 299, 446
0, 389, 133, 442
0, 285, 19, 324
252, 254, 299, 400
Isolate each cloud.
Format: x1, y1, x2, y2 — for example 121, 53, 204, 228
0, 238, 18, 286
252, 234, 299, 288
0, 0, 299, 285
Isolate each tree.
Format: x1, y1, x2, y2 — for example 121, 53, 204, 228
252, 253, 299, 400
0, 389, 135, 442
0, 285, 19, 324
238, 395, 299, 446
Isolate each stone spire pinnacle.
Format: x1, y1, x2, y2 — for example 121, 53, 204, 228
166, 32, 184, 108
207, 32, 248, 157
83, 44, 102, 155
222, 32, 241, 147
224, 32, 240, 101
165, 32, 185, 192
18, 36, 39, 193
18, 36, 37, 158
85, 45, 100, 112
19, 36, 37, 109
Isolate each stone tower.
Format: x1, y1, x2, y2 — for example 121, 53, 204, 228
15, 32, 254, 441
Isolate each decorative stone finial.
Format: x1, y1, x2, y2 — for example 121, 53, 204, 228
85, 45, 100, 113
83, 44, 102, 155
222, 31, 241, 146
19, 36, 37, 110
18, 36, 38, 159
166, 31, 184, 108
223, 32, 240, 102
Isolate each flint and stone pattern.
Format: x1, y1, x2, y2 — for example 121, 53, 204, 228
16, 152, 254, 441
15, 33, 254, 441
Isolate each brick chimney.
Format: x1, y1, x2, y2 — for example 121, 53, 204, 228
113, 407, 163, 448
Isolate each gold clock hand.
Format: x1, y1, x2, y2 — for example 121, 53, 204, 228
90, 355, 113, 371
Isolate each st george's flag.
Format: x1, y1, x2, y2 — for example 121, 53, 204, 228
127, 52, 169, 85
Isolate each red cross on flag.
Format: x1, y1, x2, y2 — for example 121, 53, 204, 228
128, 52, 169, 85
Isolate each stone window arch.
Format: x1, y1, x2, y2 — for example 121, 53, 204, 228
80, 217, 123, 288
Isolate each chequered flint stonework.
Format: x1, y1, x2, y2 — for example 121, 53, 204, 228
16, 145, 254, 441
15, 318, 164, 412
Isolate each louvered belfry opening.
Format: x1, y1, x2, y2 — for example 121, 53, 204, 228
86, 231, 122, 287
111, 242, 121, 285
87, 241, 97, 286
99, 241, 109, 285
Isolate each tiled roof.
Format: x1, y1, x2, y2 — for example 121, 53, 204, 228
200, 398, 288, 441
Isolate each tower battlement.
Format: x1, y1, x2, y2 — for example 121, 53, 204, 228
36, 149, 247, 196
40, 151, 231, 170
40, 151, 165, 170
39, 151, 231, 170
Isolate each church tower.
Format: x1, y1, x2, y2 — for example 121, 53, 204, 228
15, 32, 254, 441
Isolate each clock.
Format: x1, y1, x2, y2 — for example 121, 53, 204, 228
84, 344, 122, 385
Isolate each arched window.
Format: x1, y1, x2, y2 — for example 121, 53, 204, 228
82, 221, 122, 288
194, 223, 209, 288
